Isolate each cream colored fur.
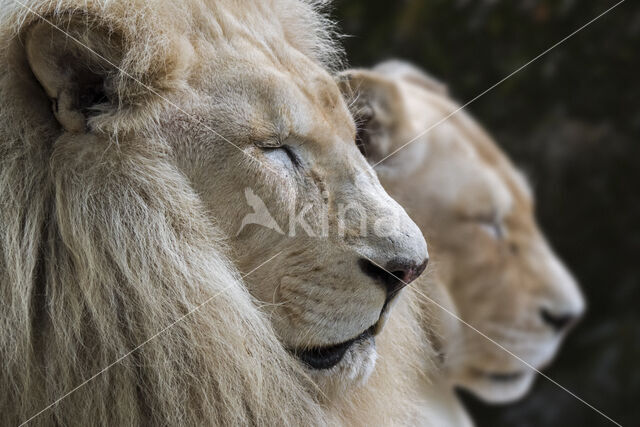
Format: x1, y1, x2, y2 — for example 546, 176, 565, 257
339, 60, 585, 407
0, 1, 343, 425
0, 2, 438, 425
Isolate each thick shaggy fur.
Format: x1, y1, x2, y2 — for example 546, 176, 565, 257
0, 1, 450, 425
0, 0, 347, 425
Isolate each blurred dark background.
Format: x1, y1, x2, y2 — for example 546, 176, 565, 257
331, 1, 639, 425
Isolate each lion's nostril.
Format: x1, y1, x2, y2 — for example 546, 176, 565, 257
396, 258, 428, 284
359, 258, 428, 299
540, 308, 576, 333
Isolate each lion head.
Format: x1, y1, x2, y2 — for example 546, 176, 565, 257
339, 60, 585, 403
140, 8, 428, 389
1, 2, 428, 423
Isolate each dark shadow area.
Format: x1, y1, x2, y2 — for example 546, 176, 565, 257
332, 1, 640, 425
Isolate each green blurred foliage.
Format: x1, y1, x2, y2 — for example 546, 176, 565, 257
331, 1, 640, 425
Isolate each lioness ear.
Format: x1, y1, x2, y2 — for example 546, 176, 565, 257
337, 69, 400, 116
25, 21, 123, 133
373, 60, 448, 96
337, 69, 403, 162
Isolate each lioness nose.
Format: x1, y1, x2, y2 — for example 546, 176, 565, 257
359, 258, 428, 299
540, 308, 578, 333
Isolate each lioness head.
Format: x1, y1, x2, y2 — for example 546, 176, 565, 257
24, 4, 426, 390
339, 61, 585, 402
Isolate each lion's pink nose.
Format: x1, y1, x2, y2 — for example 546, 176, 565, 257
393, 258, 429, 284
359, 258, 428, 299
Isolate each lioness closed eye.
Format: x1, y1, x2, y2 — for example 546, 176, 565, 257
339, 60, 585, 404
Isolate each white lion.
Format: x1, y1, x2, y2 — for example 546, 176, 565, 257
1, 2, 437, 425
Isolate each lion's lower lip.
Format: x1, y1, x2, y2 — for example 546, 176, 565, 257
292, 325, 375, 370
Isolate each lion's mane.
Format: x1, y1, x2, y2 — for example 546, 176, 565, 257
0, 0, 341, 425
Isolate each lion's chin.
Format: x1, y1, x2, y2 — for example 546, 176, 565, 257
302, 334, 378, 391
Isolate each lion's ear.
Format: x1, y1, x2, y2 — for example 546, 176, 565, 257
25, 21, 123, 133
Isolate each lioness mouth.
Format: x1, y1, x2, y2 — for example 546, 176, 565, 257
472, 366, 526, 382
486, 371, 525, 382
293, 325, 375, 370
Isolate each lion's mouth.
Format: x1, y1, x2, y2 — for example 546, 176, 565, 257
292, 325, 375, 370
292, 289, 400, 370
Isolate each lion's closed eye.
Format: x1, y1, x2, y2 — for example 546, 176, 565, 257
260, 144, 302, 169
